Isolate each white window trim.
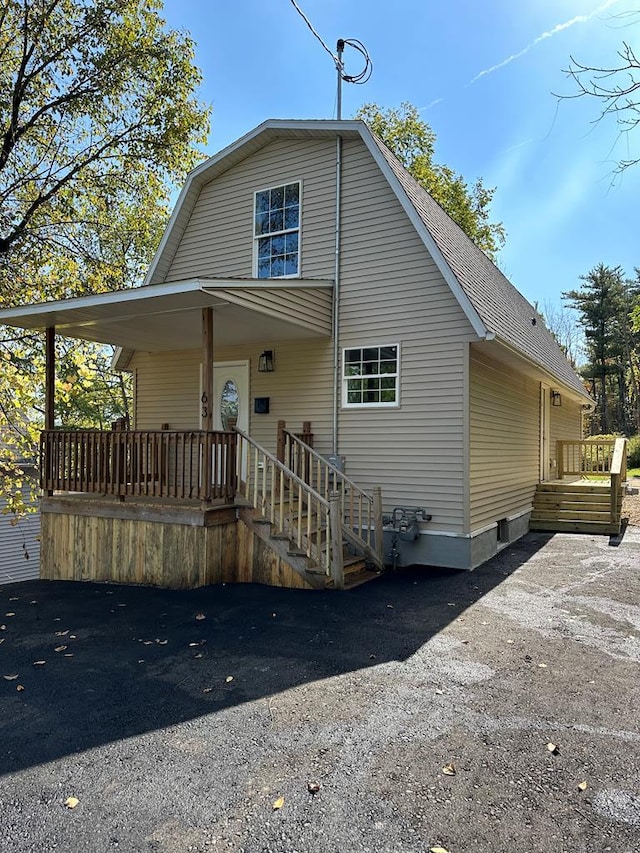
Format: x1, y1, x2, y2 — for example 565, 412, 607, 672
341, 342, 401, 409
252, 179, 302, 280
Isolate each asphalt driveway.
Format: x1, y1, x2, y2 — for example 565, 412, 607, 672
1, 528, 639, 853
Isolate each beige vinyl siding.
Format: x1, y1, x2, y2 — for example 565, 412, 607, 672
162, 138, 337, 283
549, 398, 583, 477
130, 338, 334, 458
337, 137, 477, 532
0, 477, 40, 584
469, 347, 540, 531
221, 286, 332, 337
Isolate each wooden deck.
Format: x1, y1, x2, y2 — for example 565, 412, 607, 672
530, 477, 624, 535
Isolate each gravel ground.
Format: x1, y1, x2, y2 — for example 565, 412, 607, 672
1, 527, 639, 853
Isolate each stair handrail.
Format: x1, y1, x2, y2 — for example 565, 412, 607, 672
610, 437, 628, 528
283, 429, 384, 569
234, 427, 345, 583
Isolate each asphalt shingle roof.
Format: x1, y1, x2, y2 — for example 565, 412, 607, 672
369, 132, 589, 399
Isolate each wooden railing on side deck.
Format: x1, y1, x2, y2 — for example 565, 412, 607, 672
556, 439, 617, 478
610, 437, 628, 529
282, 429, 384, 570
40, 429, 237, 501
234, 427, 342, 585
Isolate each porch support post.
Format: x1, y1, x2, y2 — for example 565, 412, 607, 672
44, 326, 55, 496
373, 486, 384, 569
202, 308, 214, 431
201, 307, 214, 501
45, 326, 55, 431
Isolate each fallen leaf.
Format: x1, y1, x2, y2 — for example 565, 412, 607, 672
195, 612, 205, 621
29, 600, 37, 604
430, 847, 450, 853
578, 781, 588, 791
272, 796, 285, 810
156, 639, 168, 645
54, 645, 67, 653
9, 597, 18, 601
446, 602, 455, 607
64, 654, 74, 658
434, 689, 444, 695
33, 660, 46, 666
53, 617, 61, 622
538, 663, 548, 668
225, 675, 234, 683
193, 652, 204, 659
203, 687, 213, 694
16, 684, 24, 692
307, 782, 321, 794
0, 625, 5, 631
189, 642, 200, 647
387, 604, 394, 609
69, 635, 76, 639
369, 654, 377, 659
117, 604, 126, 607
54, 630, 69, 637
64, 797, 79, 809
142, 641, 153, 646
3, 674, 19, 680
547, 742, 560, 755
442, 762, 456, 776
5, 612, 15, 617
506, 639, 514, 645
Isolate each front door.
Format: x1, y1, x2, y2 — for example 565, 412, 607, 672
213, 361, 249, 433
213, 361, 249, 480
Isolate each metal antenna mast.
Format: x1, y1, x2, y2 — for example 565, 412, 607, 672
336, 39, 344, 120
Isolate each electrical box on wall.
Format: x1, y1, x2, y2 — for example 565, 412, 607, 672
254, 397, 270, 414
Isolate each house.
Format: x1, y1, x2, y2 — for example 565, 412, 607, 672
0, 119, 624, 591
0, 449, 41, 585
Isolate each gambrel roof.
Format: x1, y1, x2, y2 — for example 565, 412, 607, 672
145, 119, 589, 401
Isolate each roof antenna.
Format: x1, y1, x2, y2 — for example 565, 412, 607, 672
335, 38, 373, 120
287, 0, 372, 119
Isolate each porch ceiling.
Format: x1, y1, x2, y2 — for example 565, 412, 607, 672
0, 279, 333, 351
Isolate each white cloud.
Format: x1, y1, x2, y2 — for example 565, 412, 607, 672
470, 0, 622, 84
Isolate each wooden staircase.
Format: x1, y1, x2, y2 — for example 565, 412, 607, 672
530, 438, 628, 536
239, 505, 381, 590
529, 481, 624, 535
234, 427, 384, 590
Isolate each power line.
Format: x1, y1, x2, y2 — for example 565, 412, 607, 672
288, 0, 338, 65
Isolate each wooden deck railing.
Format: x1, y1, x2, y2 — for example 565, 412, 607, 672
610, 437, 628, 529
282, 429, 384, 570
556, 439, 618, 478
556, 437, 627, 532
235, 427, 340, 584
40, 429, 237, 501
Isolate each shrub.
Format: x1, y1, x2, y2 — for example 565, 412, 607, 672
627, 435, 640, 468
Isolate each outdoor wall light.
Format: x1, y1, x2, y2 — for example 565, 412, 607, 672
551, 390, 562, 407
258, 350, 274, 373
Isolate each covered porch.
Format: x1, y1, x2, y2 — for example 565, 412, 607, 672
0, 278, 385, 590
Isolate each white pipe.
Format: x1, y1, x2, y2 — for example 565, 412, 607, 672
332, 133, 342, 457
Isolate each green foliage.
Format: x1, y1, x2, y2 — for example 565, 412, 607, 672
0, 0, 210, 509
627, 435, 640, 468
564, 264, 640, 435
356, 102, 505, 259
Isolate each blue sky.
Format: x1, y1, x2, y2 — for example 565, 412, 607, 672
160, 0, 639, 310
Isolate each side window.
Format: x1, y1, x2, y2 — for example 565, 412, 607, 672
342, 345, 399, 407
254, 182, 300, 278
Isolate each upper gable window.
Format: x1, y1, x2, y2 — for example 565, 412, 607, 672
254, 182, 300, 278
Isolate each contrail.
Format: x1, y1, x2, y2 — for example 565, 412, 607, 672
470, 0, 622, 84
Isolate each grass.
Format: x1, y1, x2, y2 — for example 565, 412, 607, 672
627, 467, 640, 478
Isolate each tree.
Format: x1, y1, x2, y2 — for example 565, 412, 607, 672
355, 102, 505, 258
539, 299, 584, 368
0, 0, 210, 510
564, 264, 640, 434
561, 13, 640, 174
